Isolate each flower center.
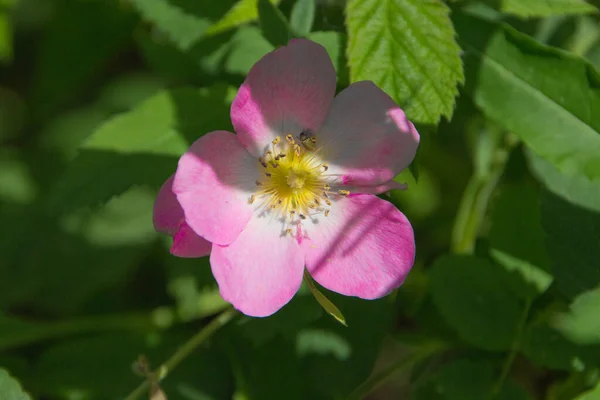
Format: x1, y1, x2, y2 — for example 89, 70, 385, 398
248, 131, 350, 236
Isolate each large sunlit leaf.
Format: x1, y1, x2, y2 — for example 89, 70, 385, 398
0, 368, 31, 400
346, 0, 464, 124
501, 0, 597, 17
206, 0, 280, 36
128, 0, 229, 50
455, 14, 600, 182
527, 149, 600, 213
554, 287, 600, 345
46, 85, 234, 216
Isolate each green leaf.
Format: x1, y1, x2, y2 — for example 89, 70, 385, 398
128, 0, 211, 51
429, 255, 523, 351
553, 287, 600, 345
522, 321, 588, 371
576, 381, 600, 399
290, 0, 315, 37
224, 26, 274, 75
346, 0, 464, 124
526, 148, 600, 214
230, 293, 393, 399
258, 0, 292, 47
0, 369, 31, 400
31, 0, 136, 118
541, 190, 600, 299
500, 0, 597, 18
46, 85, 234, 215
0, 12, 12, 62
489, 185, 553, 297
35, 332, 233, 400
206, 0, 281, 36
455, 13, 600, 182
414, 359, 532, 400
308, 31, 348, 84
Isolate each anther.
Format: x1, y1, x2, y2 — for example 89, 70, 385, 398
278, 153, 286, 158
285, 228, 293, 235
272, 136, 281, 145
322, 163, 328, 171
265, 172, 272, 177
272, 162, 279, 168
286, 134, 294, 143
290, 210, 296, 217
255, 180, 263, 186
299, 214, 306, 220
325, 199, 332, 206
338, 189, 350, 196
324, 209, 330, 217
324, 184, 331, 191
248, 195, 255, 204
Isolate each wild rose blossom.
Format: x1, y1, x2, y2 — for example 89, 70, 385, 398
153, 39, 419, 317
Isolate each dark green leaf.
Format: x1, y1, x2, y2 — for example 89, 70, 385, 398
414, 359, 532, 400
31, 0, 136, 118
35, 331, 233, 400
346, 0, 464, 124
541, 190, 600, 299
258, 0, 292, 47
429, 255, 523, 351
290, 0, 316, 37
489, 184, 553, 297
455, 13, 600, 182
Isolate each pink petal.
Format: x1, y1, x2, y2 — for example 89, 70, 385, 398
231, 39, 336, 157
350, 180, 408, 195
210, 214, 304, 317
173, 131, 259, 246
154, 176, 212, 258
171, 222, 212, 258
153, 175, 183, 236
304, 195, 415, 299
318, 81, 420, 186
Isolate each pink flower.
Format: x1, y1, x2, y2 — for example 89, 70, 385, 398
153, 39, 419, 317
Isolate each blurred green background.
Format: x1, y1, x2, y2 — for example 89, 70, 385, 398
1, 0, 600, 399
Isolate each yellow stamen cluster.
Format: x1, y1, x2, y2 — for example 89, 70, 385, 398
249, 131, 349, 230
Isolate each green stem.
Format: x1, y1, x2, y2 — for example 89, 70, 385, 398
0, 311, 160, 351
123, 307, 239, 400
451, 134, 518, 254
488, 299, 533, 399
346, 342, 446, 400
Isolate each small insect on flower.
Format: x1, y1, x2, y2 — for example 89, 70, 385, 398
153, 38, 420, 318
299, 129, 317, 150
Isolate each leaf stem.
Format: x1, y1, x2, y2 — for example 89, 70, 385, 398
488, 298, 533, 399
123, 307, 238, 400
346, 341, 447, 400
451, 133, 518, 254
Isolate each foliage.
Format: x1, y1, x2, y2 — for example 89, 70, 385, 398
1, 0, 600, 399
